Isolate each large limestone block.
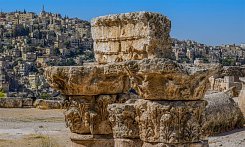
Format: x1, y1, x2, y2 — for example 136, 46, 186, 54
64, 94, 131, 135
142, 141, 208, 147
45, 59, 220, 100
34, 99, 63, 109
45, 64, 130, 95
114, 139, 143, 147
108, 99, 207, 144
70, 134, 114, 147
238, 77, 245, 117
0, 98, 23, 108
91, 12, 172, 64
126, 58, 220, 100
22, 98, 33, 108
134, 99, 206, 143
202, 92, 244, 136
108, 101, 139, 139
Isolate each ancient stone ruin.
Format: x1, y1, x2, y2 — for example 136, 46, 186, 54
45, 12, 219, 147
203, 92, 244, 136
239, 77, 245, 116
91, 12, 172, 64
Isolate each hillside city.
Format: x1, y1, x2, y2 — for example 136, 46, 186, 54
0, 9, 244, 99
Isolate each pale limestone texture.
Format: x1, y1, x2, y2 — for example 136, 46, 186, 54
0, 98, 33, 108
70, 134, 114, 147
142, 141, 208, 147
91, 12, 172, 64
108, 99, 206, 144
33, 99, 63, 109
45, 59, 218, 100
126, 59, 219, 100
202, 92, 244, 136
238, 77, 245, 117
63, 94, 130, 135
45, 64, 130, 96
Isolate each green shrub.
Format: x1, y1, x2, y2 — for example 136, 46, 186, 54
0, 91, 6, 98
40, 93, 51, 99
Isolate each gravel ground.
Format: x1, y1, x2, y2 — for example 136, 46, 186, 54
0, 108, 244, 147
209, 127, 245, 147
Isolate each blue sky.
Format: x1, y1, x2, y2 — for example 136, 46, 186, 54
0, 0, 244, 46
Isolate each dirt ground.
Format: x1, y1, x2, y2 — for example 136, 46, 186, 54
0, 108, 71, 147
0, 108, 244, 147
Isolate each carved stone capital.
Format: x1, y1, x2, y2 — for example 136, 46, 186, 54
108, 103, 139, 139
64, 94, 131, 135
125, 58, 220, 100
134, 99, 207, 143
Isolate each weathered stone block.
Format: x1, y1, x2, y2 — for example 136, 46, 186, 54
22, 98, 33, 107
142, 141, 209, 147
0, 98, 22, 108
202, 92, 244, 136
238, 77, 245, 117
107, 99, 207, 144
134, 99, 206, 143
108, 102, 139, 139
114, 139, 143, 147
70, 134, 114, 147
34, 99, 63, 109
45, 59, 219, 100
64, 94, 131, 135
45, 64, 130, 95
126, 58, 219, 100
91, 12, 172, 64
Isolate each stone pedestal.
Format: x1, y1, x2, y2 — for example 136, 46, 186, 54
108, 100, 207, 146
71, 134, 114, 147
142, 141, 209, 147
114, 139, 143, 147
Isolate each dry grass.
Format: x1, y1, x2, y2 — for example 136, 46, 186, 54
0, 134, 60, 147
29, 134, 60, 147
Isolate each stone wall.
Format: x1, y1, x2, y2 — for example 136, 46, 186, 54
0, 98, 33, 108
0, 98, 63, 109
209, 75, 242, 97
33, 99, 63, 109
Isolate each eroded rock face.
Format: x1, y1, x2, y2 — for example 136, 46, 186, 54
64, 94, 131, 135
108, 99, 207, 144
238, 77, 245, 117
134, 99, 206, 143
0, 98, 33, 108
34, 99, 63, 109
45, 64, 130, 96
108, 102, 139, 139
91, 12, 172, 64
45, 59, 218, 100
202, 92, 244, 136
126, 59, 220, 100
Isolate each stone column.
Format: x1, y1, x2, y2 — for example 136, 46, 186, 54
45, 64, 131, 147
107, 58, 215, 147
45, 12, 218, 147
